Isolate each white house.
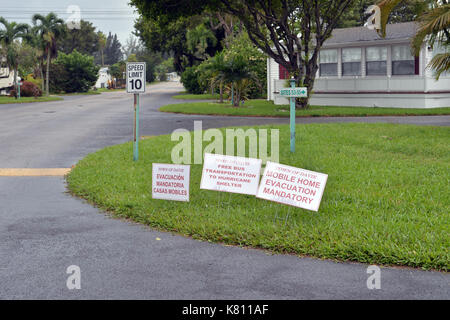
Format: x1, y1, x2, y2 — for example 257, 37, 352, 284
267, 22, 450, 108
95, 67, 112, 89
0, 66, 15, 95
0, 50, 17, 95
166, 72, 180, 82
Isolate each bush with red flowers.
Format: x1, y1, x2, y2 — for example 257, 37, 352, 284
20, 81, 42, 97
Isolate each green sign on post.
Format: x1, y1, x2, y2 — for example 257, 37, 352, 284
279, 87, 307, 98
281, 79, 307, 153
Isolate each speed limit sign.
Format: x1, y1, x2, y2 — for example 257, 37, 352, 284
126, 62, 146, 93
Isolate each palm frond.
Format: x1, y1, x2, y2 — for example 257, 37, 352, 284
428, 52, 450, 80
377, 0, 404, 37
412, 4, 450, 55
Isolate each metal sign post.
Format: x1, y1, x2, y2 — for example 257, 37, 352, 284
17, 81, 22, 99
289, 78, 296, 153
133, 93, 140, 161
126, 62, 146, 162
279, 79, 308, 153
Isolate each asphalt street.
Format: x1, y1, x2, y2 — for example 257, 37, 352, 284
0, 81, 448, 299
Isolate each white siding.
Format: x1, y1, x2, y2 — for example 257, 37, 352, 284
267, 40, 450, 108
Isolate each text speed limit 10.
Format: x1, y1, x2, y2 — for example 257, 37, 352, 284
126, 62, 146, 94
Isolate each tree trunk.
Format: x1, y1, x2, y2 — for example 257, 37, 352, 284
101, 50, 104, 67
46, 53, 50, 96
234, 86, 240, 107
219, 81, 223, 103
13, 67, 18, 99
295, 70, 317, 110
40, 65, 45, 94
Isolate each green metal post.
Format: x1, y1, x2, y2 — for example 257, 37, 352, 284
231, 83, 234, 106
133, 93, 140, 161
289, 77, 296, 153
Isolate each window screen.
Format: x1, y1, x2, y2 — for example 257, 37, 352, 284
342, 48, 361, 76
320, 49, 338, 76
392, 45, 416, 75
366, 47, 387, 75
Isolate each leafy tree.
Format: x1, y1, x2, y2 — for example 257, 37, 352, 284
127, 54, 138, 62
136, 49, 163, 83
49, 49, 99, 93
180, 66, 207, 94
16, 42, 40, 78
224, 32, 266, 99
108, 61, 126, 80
133, 10, 225, 72
131, 0, 356, 109
104, 32, 123, 65
57, 20, 100, 56
339, 0, 432, 28
156, 57, 175, 81
32, 12, 66, 96
186, 23, 218, 60
0, 17, 29, 95
123, 35, 143, 60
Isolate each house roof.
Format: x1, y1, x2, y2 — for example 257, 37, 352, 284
324, 22, 417, 46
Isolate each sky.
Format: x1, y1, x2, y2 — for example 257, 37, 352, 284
0, 0, 139, 45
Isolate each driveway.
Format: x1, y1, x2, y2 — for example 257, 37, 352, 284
0, 82, 448, 299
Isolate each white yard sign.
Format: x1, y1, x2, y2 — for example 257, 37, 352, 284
200, 153, 262, 195
152, 163, 190, 202
257, 161, 328, 212
126, 62, 146, 94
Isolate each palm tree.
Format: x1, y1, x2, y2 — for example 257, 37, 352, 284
377, 0, 449, 78
32, 13, 65, 96
186, 24, 217, 60
0, 17, 29, 96
205, 52, 227, 103
98, 31, 107, 67
221, 54, 257, 107
412, 2, 450, 79
25, 27, 46, 92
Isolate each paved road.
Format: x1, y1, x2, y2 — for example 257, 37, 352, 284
0, 82, 448, 299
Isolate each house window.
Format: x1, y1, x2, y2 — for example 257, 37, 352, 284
342, 48, 361, 76
319, 49, 338, 76
392, 45, 417, 75
366, 46, 387, 76
279, 64, 289, 79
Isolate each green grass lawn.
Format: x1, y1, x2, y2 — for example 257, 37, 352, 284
160, 99, 450, 117
0, 96, 63, 104
67, 123, 449, 271
172, 93, 230, 100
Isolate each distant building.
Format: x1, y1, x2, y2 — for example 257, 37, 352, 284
95, 67, 112, 89
267, 22, 450, 108
0, 66, 15, 95
0, 50, 16, 95
166, 72, 180, 82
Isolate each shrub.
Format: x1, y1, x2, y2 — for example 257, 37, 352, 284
20, 81, 42, 97
180, 66, 206, 94
49, 50, 99, 93
24, 74, 43, 91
